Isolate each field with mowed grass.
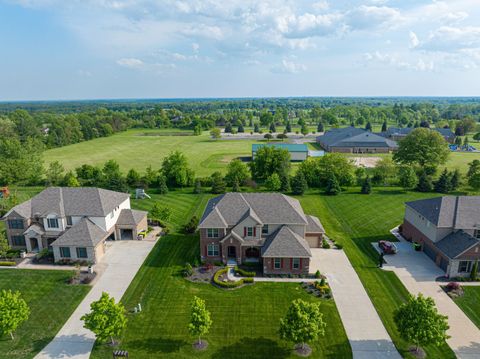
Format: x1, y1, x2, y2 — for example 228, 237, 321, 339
43, 129, 259, 177
0, 270, 90, 359
90, 190, 351, 359
298, 188, 456, 359
453, 286, 480, 330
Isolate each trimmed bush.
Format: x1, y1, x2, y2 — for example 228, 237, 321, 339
335, 243, 343, 250
243, 277, 254, 284
213, 268, 253, 288
234, 266, 255, 277
315, 270, 321, 279
0, 261, 16, 266
322, 240, 331, 249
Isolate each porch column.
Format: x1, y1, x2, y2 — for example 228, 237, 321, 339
25, 235, 32, 252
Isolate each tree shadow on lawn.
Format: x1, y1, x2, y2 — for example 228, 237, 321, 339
125, 337, 188, 354
210, 337, 290, 359
144, 234, 198, 269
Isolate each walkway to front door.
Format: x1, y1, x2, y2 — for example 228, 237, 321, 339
227, 246, 236, 258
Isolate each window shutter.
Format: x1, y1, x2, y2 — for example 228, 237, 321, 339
205, 245, 207, 256
290, 258, 292, 269
300, 259, 302, 269
244, 227, 246, 236
281, 258, 283, 268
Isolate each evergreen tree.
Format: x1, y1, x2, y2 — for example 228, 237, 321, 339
381, 120, 387, 132
292, 171, 308, 195
464, 136, 469, 147
269, 122, 276, 133
317, 122, 324, 132
254, 123, 260, 133
325, 173, 341, 195
434, 169, 451, 193
449, 169, 461, 191
361, 175, 372, 194
301, 124, 309, 136
157, 175, 169, 195
416, 171, 433, 192
365, 121, 372, 132
193, 178, 202, 194
238, 124, 244, 133
210, 172, 226, 194
232, 178, 240, 192
280, 172, 291, 193
224, 122, 233, 133
126, 168, 141, 187
286, 121, 292, 133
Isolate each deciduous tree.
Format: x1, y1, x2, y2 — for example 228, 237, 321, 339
161, 151, 195, 187
0, 290, 29, 340
224, 159, 249, 186
188, 296, 212, 347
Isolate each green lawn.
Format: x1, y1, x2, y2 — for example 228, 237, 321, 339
453, 286, 480, 329
298, 188, 456, 359
0, 270, 90, 359
44, 130, 259, 177
91, 190, 351, 359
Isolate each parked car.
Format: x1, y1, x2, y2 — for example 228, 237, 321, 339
378, 240, 398, 254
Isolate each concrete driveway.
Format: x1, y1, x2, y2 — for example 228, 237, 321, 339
378, 232, 480, 359
310, 248, 401, 359
35, 238, 157, 359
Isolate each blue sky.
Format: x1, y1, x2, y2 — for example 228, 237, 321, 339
1, 0, 480, 100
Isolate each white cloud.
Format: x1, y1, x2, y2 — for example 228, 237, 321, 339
420, 26, 480, 51
409, 31, 419, 49
346, 5, 403, 31
312, 1, 329, 12
116, 57, 144, 68
272, 59, 307, 74
363, 51, 434, 72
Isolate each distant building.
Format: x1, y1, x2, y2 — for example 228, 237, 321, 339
316, 127, 398, 153
382, 127, 456, 143
252, 143, 309, 161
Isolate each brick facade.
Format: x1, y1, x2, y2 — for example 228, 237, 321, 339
263, 257, 309, 275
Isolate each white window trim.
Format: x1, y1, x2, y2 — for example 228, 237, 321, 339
459, 260, 472, 273
247, 227, 254, 237
207, 244, 219, 256
262, 225, 269, 235
207, 228, 219, 238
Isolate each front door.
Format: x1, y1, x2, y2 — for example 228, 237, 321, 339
30, 238, 39, 252
227, 246, 236, 258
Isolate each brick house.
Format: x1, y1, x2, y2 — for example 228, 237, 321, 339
198, 193, 325, 275
2, 187, 148, 264
401, 196, 480, 277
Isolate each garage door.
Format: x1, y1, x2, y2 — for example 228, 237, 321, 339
306, 236, 320, 248
423, 243, 437, 263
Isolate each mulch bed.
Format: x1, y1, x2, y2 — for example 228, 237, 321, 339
294, 344, 312, 357
186, 265, 222, 283
192, 340, 209, 351
69, 271, 96, 285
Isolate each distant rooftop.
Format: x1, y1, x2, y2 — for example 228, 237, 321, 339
252, 143, 308, 152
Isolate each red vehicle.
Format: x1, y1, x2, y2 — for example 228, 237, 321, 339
378, 240, 398, 254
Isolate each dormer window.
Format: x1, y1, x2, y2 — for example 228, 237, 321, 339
244, 227, 255, 237
475, 230, 480, 239
47, 218, 59, 228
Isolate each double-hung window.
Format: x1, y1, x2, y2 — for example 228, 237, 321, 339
12, 235, 26, 246
76, 247, 88, 258
292, 258, 300, 269
207, 228, 219, 238
274, 258, 281, 269
8, 219, 24, 229
47, 218, 59, 229
459, 261, 472, 273
207, 244, 219, 256
247, 227, 254, 237
262, 225, 269, 235
60, 247, 71, 258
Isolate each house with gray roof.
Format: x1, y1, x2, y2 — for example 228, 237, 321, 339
401, 196, 480, 277
198, 192, 325, 275
316, 127, 398, 153
382, 127, 456, 143
2, 187, 148, 264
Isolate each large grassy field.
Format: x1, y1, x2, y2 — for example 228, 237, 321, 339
298, 188, 456, 359
91, 190, 351, 358
44, 130, 258, 177
453, 286, 480, 329
0, 270, 90, 359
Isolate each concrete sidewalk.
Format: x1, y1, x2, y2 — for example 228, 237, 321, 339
381, 229, 480, 359
35, 239, 157, 359
310, 248, 401, 359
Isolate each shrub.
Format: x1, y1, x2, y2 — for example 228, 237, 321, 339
243, 277, 254, 284
446, 282, 461, 291
0, 261, 16, 266
183, 216, 199, 234
315, 270, 321, 279
335, 243, 343, 250
36, 248, 50, 260
322, 240, 331, 249
183, 263, 193, 277
234, 266, 255, 277
320, 278, 326, 286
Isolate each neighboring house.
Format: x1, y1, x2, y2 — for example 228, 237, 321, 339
382, 127, 456, 143
252, 143, 309, 161
198, 193, 325, 275
401, 196, 480, 277
316, 127, 398, 153
2, 187, 148, 264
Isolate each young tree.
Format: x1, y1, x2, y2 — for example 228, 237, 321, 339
473, 132, 480, 141
231, 178, 240, 192
434, 169, 451, 194
277, 133, 288, 141
393, 128, 450, 168
398, 166, 418, 189
365, 121, 372, 131
292, 171, 308, 195
210, 128, 221, 140
381, 120, 387, 132
354, 167, 366, 186
253, 123, 260, 133
157, 175, 169, 195
193, 124, 202, 136
467, 160, 480, 190
449, 169, 461, 191
188, 296, 212, 348
361, 175, 372, 194
264, 133, 273, 141
210, 172, 226, 194
269, 122, 276, 133
224, 159, 250, 186
286, 121, 292, 133
0, 290, 29, 340
416, 171, 433, 192
45, 161, 65, 186
238, 124, 245, 133
224, 122, 233, 133
372, 157, 397, 185
161, 151, 195, 187
279, 299, 326, 355
81, 292, 127, 345
325, 172, 341, 195
0, 232, 9, 260
280, 172, 291, 193
102, 160, 128, 192
150, 202, 172, 222
301, 124, 309, 136
265, 173, 281, 191
317, 122, 324, 132
394, 294, 449, 354
63, 171, 80, 187
126, 168, 141, 187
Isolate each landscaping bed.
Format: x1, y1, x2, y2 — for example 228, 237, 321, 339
185, 263, 223, 284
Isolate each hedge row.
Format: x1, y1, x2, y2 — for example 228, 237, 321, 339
234, 266, 256, 277
213, 268, 254, 288
0, 261, 16, 267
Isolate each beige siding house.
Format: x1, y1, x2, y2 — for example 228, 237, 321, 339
2, 187, 148, 264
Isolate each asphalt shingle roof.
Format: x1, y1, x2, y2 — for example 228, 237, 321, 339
252, 143, 308, 153
262, 226, 312, 258
383, 127, 455, 139
3, 187, 130, 219
306, 215, 325, 233
316, 127, 397, 149
198, 193, 308, 228
51, 217, 107, 248
406, 196, 480, 229
116, 209, 148, 226
435, 230, 480, 259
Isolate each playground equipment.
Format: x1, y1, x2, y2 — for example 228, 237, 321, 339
0, 187, 9, 199
135, 188, 151, 199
